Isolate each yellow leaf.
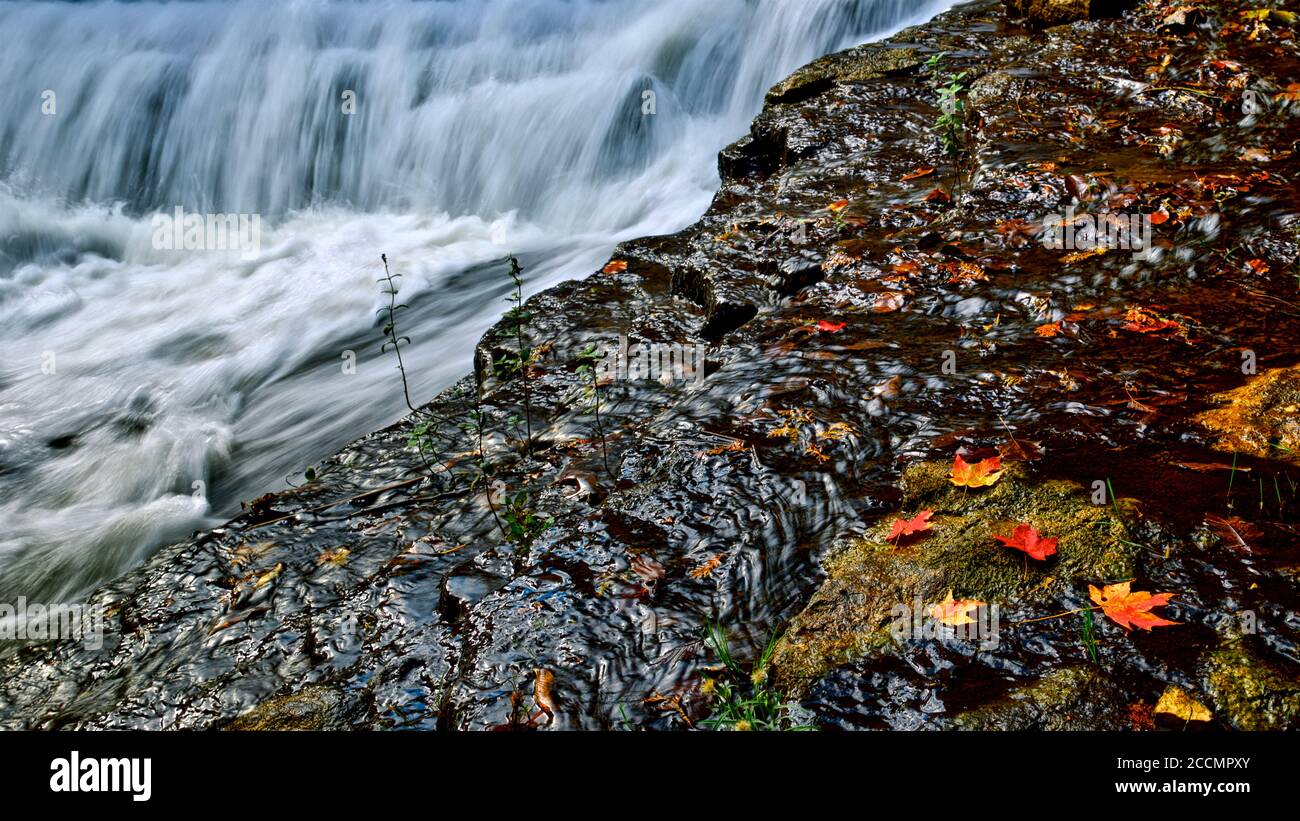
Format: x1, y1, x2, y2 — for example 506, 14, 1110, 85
930, 590, 985, 626
1154, 685, 1212, 723
253, 562, 283, 589
318, 547, 351, 567
949, 454, 1004, 488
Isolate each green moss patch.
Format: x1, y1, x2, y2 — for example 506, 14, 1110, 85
772, 460, 1140, 693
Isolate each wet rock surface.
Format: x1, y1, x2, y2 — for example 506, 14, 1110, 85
3, 0, 1300, 730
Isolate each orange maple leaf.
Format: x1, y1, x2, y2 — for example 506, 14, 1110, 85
930, 591, 985, 626
994, 523, 1058, 561
1035, 322, 1063, 338
949, 454, 1003, 488
887, 510, 934, 543
1089, 581, 1178, 631
602, 259, 628, 274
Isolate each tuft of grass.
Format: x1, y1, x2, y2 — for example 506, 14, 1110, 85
1079, 607, 1099, 664
699, 623, 813, 731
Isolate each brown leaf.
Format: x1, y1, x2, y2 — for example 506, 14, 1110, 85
1205, 514, 1263, 553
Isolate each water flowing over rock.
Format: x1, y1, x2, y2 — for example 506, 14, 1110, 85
3, 0, 1300, 732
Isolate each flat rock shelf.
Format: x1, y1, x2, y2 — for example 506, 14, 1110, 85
4, 0, 1300, 731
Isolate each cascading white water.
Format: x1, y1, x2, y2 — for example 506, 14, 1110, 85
0, 0, 950, 602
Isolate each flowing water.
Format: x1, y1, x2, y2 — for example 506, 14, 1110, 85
0, 0, 952, 602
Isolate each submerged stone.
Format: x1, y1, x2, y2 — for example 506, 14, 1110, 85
1197, 366, 1300, 461
1201, 637, 1300, 731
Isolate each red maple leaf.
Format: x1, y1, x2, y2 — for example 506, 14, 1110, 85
887, 510, 933, 543
994, 523, 1058, 560
1089, 581, 1179, 631
816, 320, 847, 333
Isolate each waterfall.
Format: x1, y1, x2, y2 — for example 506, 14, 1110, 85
0, 0, 950, 602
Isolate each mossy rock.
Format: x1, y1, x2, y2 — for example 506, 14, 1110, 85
1201, 637, 1300, 731
953, 666, 1134, 730
772, 460, 1140, 693
967, 71, 1023, 123
1197, 365, 1300, 461
766, 45, 924, 105
899, 460, 1141, 598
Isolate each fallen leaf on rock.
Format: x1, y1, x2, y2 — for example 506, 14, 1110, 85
1205, 514, 1263, 553
228, 540, 277, 569
689, 555, 723, 578
816, 319, 847, 333
1174, 461, 1247, 473
997, 437, 1043, 462
1036, 322, 1063, 338
1154, 685, 1212, 724
817, 421, 853, 441
253, 562, 284, 589
871, 374, 903, 400
1061, 246, 1108, 264
873, 291, 907, 313
887, 510, 934, 543
901, 166, 935, 181
941, 261, 987, 284
949, 454, 1003, 488
317, 547, 351, 567
1122, 307, 1182, 334
828, 199, 849, 213
1089, 581, 1178, 631
1128, 702, 1156, 730
601, 259, 628, 274
704, 440, 746, 456
994, 524, 1058, 560
923, 187, 952, 205
1161, 6, 1204, 32
533, 668, 556, 724
930, 591, 985, 626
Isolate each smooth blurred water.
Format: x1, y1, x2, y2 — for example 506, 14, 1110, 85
0, 0, 950, 601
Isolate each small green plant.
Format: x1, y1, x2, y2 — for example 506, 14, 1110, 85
699, 622, 812, 731
502, 255, 535, 456
925, 53, 971, 192
576, 342, 614, 481
502, 489, 552, 548
378, 253, 448, 478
